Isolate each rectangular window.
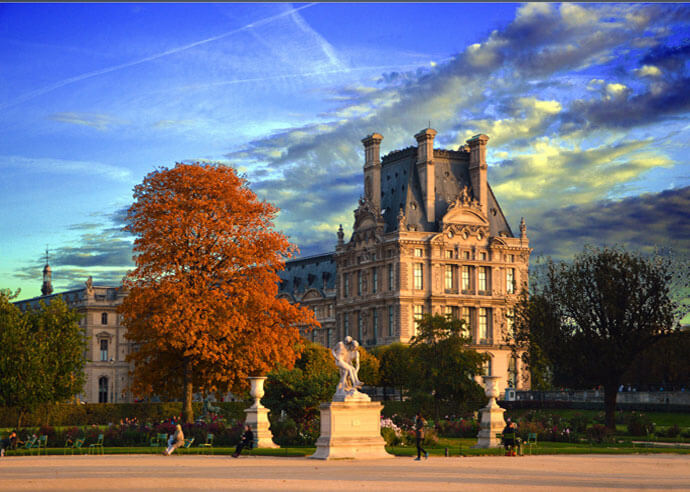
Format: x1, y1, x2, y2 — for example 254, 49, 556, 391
101, 312, 108, 325
461, 307, 471, 336
507, 254, 514, 263
357, 312, 363, 340
445, 250, 453, 259
443, 305, 452, 318
414, 264, 423, 290
482, 357, 492, 376
445, 265, 454, 291
506, 308, 515, 339
479, 308, 489, 341
506, 268, 515, 294
372, 268, 378, 294
357, 270, 362, 296
413, 305, 424, 333
343, 274, 350, 298
463, 251, 470, 260
414, 248, 423, 257
388, 306, 394, 336
373, 309, 378, 342
100, 339, 108, 362
462, 266, 471, 291
478, 267, 487, 292
344, 313, 349, 337
388, 264, 394, 290
480, 252, 487, 260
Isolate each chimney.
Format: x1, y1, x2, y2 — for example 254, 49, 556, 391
415, 128, 437, 223
467, 134, 490, 216
361, 133, 384, 210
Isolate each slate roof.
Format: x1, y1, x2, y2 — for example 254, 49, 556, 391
379, 146, 513, 237
278, 253, 336, 298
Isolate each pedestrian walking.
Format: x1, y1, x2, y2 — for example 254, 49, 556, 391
414, 412, 428, 460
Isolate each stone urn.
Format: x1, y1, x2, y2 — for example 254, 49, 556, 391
473, 375, 506, 448
248, 376, 267, 409
483, 375, 501, 403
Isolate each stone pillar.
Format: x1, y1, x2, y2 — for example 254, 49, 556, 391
243, 377, 279, 448
467, 134, 490, 217
474, 375, 506, 448
415, 128, 437, 223
362, 133, 383, 210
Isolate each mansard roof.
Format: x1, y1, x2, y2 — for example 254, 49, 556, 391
379, 146, 513, 237
278, 252, 336, 298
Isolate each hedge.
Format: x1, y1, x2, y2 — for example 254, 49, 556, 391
0, 402, 248, 427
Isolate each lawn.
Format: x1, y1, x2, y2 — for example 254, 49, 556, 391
6, 437, 690, 458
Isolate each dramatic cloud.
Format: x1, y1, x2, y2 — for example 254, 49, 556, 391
225, 3, 690, 258
526, 186, 690, 260
13, 208, 134, 294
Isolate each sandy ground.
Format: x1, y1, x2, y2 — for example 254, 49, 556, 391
1, 454, 689, 491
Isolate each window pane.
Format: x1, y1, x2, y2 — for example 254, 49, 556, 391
414, 264, 423, 290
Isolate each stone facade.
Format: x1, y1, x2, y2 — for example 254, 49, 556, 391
15, 281, 134, 404
279, 128, 532, 393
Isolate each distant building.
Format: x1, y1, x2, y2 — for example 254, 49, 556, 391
15, 272, 133, 404
278, 128, 532, 392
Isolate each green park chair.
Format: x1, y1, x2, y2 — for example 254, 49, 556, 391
158, 433, 168, 449
89, 434, 104, 455
180, 437, 195, 454
199, 433, 214, 455
23, 435, 37, 455
35, 435, 48, 455
526, 433, 538, 455
70, 438, 85, 455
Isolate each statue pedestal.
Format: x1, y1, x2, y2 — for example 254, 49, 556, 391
474, 375, 505, 448
244, 406, 279, 448
244, 376, 278, 448
310, 401, 392, 460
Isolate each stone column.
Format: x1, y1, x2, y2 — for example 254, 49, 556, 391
243, 377, 279, 448
474, 375, 506, 448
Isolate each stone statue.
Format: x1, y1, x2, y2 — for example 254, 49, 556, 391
85, 276, 94, 297
331, 336, 369, 401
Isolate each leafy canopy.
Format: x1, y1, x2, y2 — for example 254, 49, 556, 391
510, 246, 681, 428
0, 289, 86, 427
120, 163, 317, 421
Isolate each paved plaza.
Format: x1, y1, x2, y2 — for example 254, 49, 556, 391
2, 454, 689, 491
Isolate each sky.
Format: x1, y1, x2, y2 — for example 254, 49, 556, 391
1, 2, 689, 303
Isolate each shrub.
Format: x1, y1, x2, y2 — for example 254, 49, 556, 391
587, 424, 613, 443
434, 419, 479, 438
568, 413, 591, 434
626, 412, 654, 436
663, 424, 681, 438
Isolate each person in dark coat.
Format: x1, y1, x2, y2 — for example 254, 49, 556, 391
502, 418, 518, 454
232, 425, 254, 458
414, 413, 428, 460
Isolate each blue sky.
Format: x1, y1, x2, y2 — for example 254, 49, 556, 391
1, 3, 689, 302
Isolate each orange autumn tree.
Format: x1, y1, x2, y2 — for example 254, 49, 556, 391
120, 163, 317, 422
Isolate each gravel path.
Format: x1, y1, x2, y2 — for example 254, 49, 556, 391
2, 453, 689, 491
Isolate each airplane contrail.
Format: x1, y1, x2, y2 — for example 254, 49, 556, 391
0, 3, 318, 112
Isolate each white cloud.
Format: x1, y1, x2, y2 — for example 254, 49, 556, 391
1, 155, 132, 182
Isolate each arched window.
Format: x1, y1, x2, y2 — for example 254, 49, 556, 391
101, 312, 108, 325
98, 376, 109, 403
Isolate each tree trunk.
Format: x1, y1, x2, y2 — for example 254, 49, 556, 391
603, 383, 618, 430
17, 409, 25, 430
182, 358, 194, 424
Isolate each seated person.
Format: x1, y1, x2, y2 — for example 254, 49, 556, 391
232, 425, 254, 458
501, 419, 518, 451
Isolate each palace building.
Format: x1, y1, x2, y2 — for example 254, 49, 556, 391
278, 128, 532, 392
14, 266, 134, 404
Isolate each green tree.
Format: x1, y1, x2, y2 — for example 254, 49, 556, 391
511, 246, 681, 429
263, 340, 338, 424
409, 314, 488, 418
374, 342, 413, 401
0, 290, 85, 428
